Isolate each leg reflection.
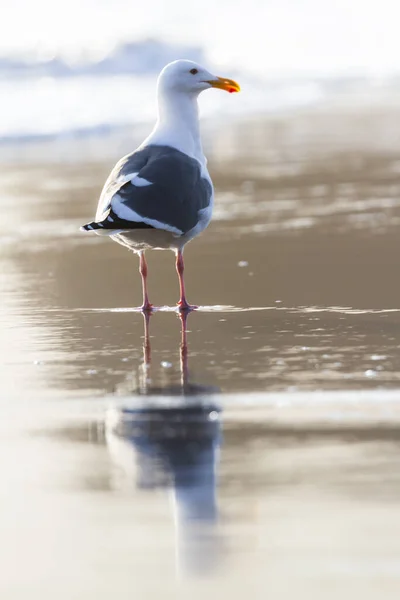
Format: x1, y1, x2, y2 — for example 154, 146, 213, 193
106, 310, 222, 576
138, 310, 152, 394
179, 310, 189, 390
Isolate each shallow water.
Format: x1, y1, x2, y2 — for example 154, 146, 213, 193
2, 146, 400, 598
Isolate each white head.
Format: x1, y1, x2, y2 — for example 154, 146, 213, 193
157, 59, 240, 96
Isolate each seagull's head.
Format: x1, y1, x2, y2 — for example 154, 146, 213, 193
158, 60, 240, 96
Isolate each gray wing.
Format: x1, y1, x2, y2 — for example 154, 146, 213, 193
95, 145, 213, 235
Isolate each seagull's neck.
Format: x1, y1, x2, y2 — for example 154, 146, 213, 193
146, 90, 205, 164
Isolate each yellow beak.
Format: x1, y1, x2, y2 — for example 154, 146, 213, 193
206, 76, 241, 93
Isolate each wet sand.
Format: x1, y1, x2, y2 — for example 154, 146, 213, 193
2, 111, 400, 598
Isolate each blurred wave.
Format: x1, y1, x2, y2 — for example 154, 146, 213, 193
0, 39, 207, 78
1, 37, 400, 151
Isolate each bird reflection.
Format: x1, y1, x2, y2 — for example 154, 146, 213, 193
105, 310, 222, 577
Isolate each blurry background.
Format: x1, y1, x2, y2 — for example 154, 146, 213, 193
3, 0, 400, 161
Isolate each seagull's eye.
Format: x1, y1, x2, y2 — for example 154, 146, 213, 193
190, 68, 198, 75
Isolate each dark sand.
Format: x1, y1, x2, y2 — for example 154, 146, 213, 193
2, 108, 400, 598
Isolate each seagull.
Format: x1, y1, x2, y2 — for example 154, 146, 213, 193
81, 59, 240, 311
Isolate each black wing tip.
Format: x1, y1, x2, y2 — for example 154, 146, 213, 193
80, 222, 101, 231
80, 217, 155, 232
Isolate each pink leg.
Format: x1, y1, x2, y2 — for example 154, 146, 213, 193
139, 252, 153, 311
175, 249, 197, 311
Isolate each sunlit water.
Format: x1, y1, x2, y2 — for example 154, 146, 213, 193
2, 134, 400, 598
